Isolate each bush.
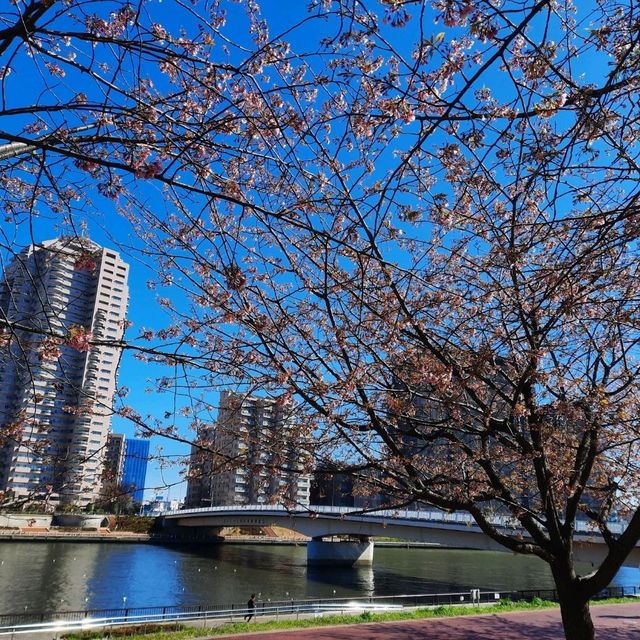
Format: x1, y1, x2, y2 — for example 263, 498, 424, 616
115, 516, 156, 533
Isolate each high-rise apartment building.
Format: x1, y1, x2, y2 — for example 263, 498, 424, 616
101, 434, 149, 507
0, 237, 129, 507
184, 428, 216, 508
103, 432, 126, 490
121, 438, 150, 504
185, 390, 310, 508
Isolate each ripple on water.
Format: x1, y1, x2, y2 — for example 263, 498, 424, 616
0, 541, 638, 613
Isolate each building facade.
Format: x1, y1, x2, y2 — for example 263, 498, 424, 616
0, 237, 129, 507
310, 468, 355, 508
184, 426, 216, 508
143, 494, 181, 515
102, 432, 126, 493
185, 391, 310, 508
121, 438, 150, 504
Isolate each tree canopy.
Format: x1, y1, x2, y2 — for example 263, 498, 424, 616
2, 1, 640, 637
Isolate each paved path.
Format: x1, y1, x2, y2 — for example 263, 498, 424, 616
220, 602, 640, 639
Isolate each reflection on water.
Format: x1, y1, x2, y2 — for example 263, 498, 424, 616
0, 542, 101, 612
0, 541, 638, 614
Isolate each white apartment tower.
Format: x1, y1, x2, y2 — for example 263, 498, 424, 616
185, 391, 310, 508
0, 237, 129, 507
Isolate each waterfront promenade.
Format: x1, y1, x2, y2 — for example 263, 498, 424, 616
222, 602, 640, 640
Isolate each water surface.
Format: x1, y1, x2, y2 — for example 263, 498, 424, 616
0, 541, 637, 614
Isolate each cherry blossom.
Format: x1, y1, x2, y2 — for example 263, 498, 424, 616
2, 2, 640, 637
64, 325, 92, 352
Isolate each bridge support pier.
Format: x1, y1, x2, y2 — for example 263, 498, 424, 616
307, 537, 374, 566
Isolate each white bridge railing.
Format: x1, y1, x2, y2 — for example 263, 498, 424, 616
163, 504, 625, 536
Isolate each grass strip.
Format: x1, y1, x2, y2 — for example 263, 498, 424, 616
63, 597, 639, 640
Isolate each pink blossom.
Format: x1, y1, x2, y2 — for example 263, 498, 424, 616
39, 337, 62, 361
74, 250, 98, 272
65, 325, 92, 352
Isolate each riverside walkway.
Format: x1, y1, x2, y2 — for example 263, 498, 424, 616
222, 602, 640, 640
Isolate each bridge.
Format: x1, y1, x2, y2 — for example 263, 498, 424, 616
162, 505, 637, 567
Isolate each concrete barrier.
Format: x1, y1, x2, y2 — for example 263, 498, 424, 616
307, 539, 374, 566
0, 513, 53, 529
53, 514, 110, 529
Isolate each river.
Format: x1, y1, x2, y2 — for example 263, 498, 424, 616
0, 542, 638, 614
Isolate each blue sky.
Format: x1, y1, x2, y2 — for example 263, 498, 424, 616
2, 0, 345, 501
2, 0, 616, 501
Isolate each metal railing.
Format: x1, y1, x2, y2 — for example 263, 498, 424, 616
1, 586, 638, 637
0, 601, 397, 637
163, 504, 626, 536
0, 592, 485, 637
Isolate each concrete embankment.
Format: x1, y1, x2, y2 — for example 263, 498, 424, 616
0, 530, 442, 548
0, 529, 157, 543
0, 529, 304, 544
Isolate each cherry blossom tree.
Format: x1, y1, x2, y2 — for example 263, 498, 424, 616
2, 1, 640, 637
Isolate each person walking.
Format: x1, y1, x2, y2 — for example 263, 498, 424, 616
244, 594, 256, 622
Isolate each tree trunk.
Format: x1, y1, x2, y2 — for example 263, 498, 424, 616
552, 565, 596, 640
558, 595, 595, 640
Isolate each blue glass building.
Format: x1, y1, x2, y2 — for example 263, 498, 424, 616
122, 439, 150, 503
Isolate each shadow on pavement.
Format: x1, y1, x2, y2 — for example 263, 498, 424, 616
292, 616, 566, 640
229, 604, 640, 640
242, 615, 638, 640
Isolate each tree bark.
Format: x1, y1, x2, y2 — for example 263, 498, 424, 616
558, 596, 595, 640
553, 565, 596, 640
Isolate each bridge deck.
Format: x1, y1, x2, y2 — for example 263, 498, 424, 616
162, 505, 637, 566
